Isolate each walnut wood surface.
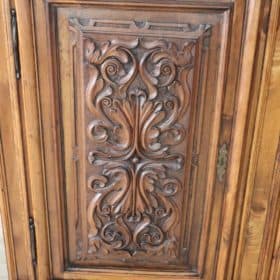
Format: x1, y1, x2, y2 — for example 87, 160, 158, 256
39, 3, 230, 276
69, 15, 211, 268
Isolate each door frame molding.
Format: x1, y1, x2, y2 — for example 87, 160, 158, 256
0, 0, 35, 278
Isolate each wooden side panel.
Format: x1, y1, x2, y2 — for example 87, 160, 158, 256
270, 210, 280, 279
0, 0, 35, 278
234, 1, 280, 278
268, 142, 280, 279
259, 17, 280, 280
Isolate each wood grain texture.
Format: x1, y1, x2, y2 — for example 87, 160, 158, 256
228, 0, 273, 277
258, 20, 280, 279
0, 136, 16, 279
265, 141, 280, 279
234, 0, 280, 279
14, 0, 51, 278
270, 207, 280, 279
0, 0, 35, 278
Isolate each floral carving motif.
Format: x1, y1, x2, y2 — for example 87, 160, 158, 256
84, 36, 195, 257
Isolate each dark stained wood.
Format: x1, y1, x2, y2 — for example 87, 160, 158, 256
34, 3, 233, 277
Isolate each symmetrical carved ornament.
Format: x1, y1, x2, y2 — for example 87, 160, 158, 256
69, 18, 211, 261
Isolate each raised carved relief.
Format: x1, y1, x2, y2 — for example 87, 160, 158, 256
85, 37, 193, 259
69, 18, 211, 263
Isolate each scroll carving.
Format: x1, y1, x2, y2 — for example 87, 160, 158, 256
85, 37, 193, 258
69, 18, 211, 261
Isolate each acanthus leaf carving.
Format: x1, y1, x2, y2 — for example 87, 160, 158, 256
84, 36, 192, 258
69, 17, 211, 262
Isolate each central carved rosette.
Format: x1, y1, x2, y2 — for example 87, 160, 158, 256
84, 36, 194, 257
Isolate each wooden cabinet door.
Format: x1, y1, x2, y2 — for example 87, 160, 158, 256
22, 0, 261, 279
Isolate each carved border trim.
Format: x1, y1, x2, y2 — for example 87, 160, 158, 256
69, 18, 211, 39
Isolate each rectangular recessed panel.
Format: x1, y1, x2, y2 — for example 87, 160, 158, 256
45, 3, 230, 275
70, 18, 209, 269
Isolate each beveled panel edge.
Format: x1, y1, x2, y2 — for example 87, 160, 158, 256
58, 4, 232, 276
45, 0, 234, 10
71, 18, 210, 270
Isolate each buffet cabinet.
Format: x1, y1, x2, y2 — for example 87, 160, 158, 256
0, 0, 279, 279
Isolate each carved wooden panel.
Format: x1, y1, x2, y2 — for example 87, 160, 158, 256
33, 1, 237, 277
1, 0, 274, 278
69, 18, 210, 267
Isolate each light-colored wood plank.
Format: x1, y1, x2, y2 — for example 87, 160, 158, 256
234, 1, 280, 278
215, 0, 263, 278
0, 0, 35, 278
14, 0, 51, 278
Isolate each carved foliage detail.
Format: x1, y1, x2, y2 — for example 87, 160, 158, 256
84, 36, 195, 258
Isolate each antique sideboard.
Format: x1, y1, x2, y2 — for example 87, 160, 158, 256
0, 0, 279, 279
